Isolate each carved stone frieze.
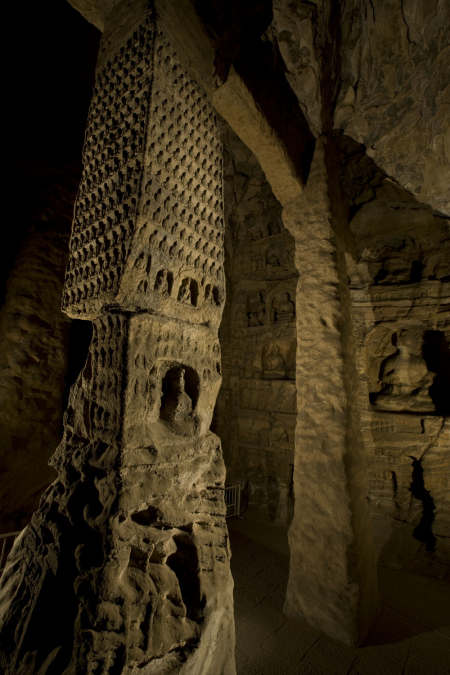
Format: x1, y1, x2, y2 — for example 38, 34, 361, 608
63, 13, 225, 327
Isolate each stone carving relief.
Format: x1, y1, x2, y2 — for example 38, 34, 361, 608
250, 217, 284, 241
272, 292, 295, 323
62, 18, 225, 324
367, 327, 445, 414
249, 240, 294, 274
207, 125, 299, 522
239, 379, 296, 413
264, 343, 286, 379
0, 9, 234, 675
253, 340, 296, 381
247, 291, 266, 326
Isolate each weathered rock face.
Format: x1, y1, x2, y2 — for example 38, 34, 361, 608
0, 0, 100, 534
0, 1, 235, 672
269, 0, 450, 215
0, 225, 70, 534
217, 124, 297, 523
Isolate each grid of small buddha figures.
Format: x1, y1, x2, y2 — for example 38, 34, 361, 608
139, 31, 225, 306
63, 18, 154, 312
63, 21, 225, 313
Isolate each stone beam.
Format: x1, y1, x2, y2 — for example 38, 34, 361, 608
0, 0, 235, 672
213, 66, 304, 206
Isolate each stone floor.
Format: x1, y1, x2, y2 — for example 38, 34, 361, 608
228, 516, 450, 675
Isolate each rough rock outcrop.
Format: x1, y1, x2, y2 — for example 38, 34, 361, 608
270, 0, 450, 215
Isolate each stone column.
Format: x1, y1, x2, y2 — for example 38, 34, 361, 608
0, 1, 235, 673
282, 137, 379, 646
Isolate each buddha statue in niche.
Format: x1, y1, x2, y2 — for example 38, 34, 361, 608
166, 370, 192, 419
247, 292, 266, 326
155, 270, 169, 295
160, 368, 195, 435
372, 329, 435, 413
274, 292, 295, 323
264, 343, 286, 379
179, 279, 191, 304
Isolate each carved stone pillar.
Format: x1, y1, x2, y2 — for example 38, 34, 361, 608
282, 136, 380, 646
0, 1, 235, 673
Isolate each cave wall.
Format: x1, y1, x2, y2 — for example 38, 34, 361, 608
345, 179, 450, 578
0, 0, 100, 534
0, 224, 70, 534
217, 119, 450, 578
217, 123, 297, 524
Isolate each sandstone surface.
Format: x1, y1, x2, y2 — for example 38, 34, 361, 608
1, 0, 449, 672
0, 2, 235, 672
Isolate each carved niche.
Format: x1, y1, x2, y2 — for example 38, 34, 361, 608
249, 339, 296, 381
366, 326, 449, 414
271, 291, 296, 323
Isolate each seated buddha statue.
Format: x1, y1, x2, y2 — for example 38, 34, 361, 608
248, 292, 266, 326
264, 344, 286, 380
275, 292, 295, 323
372, 330, 435, 413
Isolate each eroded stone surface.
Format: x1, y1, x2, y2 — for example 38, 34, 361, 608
0, 2, 235, 672
269, 0, 450, 215
282, 137, 380, 647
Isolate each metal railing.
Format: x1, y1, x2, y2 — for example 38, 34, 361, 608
0, 531, 22, 573
224, 484, 243, 519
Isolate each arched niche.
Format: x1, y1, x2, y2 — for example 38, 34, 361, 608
177, 277, 199, 306
160, 364, 200, 436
